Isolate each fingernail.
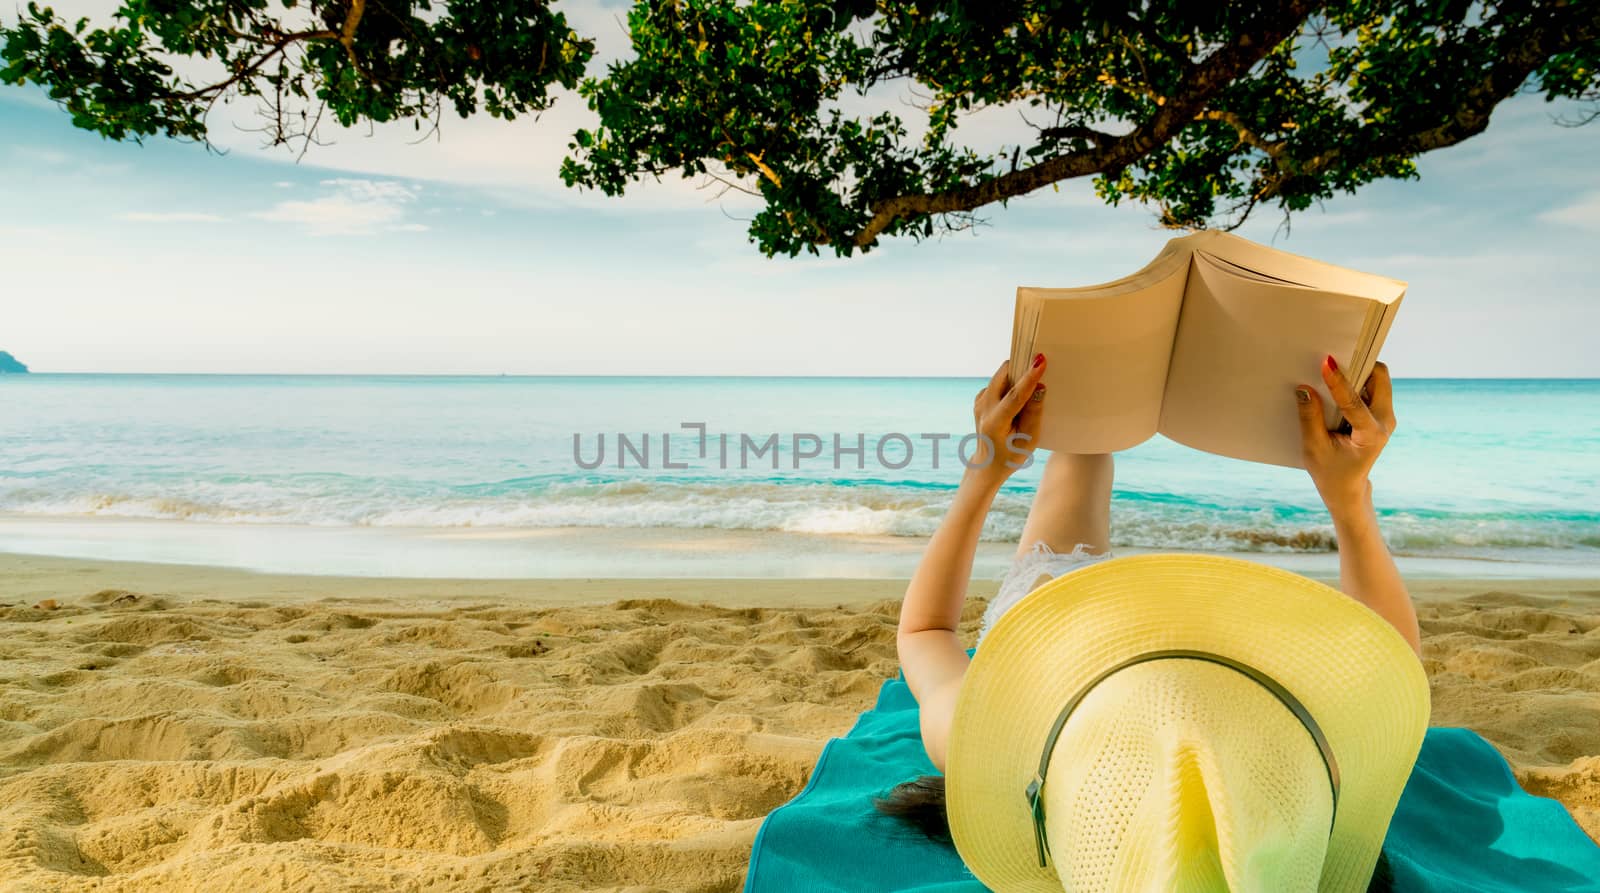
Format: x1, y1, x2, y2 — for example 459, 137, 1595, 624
1325, 355, 1338, 372
1031, 385, 1046, 401
1296, 387, 1311, 403
1032, 353, 1044, 369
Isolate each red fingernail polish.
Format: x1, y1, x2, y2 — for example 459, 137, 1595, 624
1032, 353, 1044, 369
1325, 355, 1338, 372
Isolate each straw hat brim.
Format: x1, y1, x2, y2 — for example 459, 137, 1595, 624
946, 553, 1430, 892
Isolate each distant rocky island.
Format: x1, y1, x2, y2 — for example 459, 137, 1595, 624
0, 351, 29, 373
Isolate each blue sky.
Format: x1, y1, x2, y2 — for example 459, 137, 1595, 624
2, 3, 1598, 376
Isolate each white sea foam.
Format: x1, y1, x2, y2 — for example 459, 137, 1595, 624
2, 479, 1596, 556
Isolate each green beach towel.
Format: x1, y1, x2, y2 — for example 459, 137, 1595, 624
744, 648, 1600, 892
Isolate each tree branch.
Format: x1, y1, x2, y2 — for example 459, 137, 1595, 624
1198, 108, 1285, 159
1037, 124, 1117, 147
745, 149, 783, 189
338, 0, 373, 80
140, 0, 393, 145
847, 0, 1320, 247
170, 29, 339, 101
161, 0, 380, 108
1257, 1, 1600, 200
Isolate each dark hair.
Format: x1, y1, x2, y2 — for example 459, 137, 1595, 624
871, 773, 953, 844
871, 774, 1395, 891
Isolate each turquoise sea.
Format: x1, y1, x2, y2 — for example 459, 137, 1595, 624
0, 375, 1595, 577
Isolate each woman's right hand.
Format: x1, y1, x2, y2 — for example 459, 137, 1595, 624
1294, 356, 1395, 521
967, 353, 1047, 485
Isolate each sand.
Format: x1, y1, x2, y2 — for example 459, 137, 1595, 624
1, 555, 1598, 892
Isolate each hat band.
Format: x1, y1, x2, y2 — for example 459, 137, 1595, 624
1022, 649, 1342, 869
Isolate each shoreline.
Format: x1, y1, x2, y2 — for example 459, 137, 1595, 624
3, 514, 1597, 581
0, 551, 925, 609
4, 550, 1600, 609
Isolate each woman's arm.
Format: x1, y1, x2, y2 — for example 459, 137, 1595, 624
896, 356, 1048, 770
1294, 357, 1422, 657
897, 356, 1047, 639
894, 468, 998, 767
1329, 486, 1420, 655
896, 469, 1007, 637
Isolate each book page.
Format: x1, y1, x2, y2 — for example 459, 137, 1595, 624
1158, 253, 1381, 468
1191, 230, 1407, 303
1019, 264, 1188, 453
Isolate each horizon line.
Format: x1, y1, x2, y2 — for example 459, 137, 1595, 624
4, 371, 1597, 381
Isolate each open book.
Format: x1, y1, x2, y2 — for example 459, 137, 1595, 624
1009, 229, 1405, 468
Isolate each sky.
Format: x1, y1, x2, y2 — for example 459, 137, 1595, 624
2, 2, 1598, 377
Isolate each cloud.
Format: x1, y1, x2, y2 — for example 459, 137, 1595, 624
1302, 209, 1373, 226
1538, 191, 1600, 230
250, 178, 423, 235
0, 88, 60, 112
12, 145, 70, 165
117, 211, 226, 223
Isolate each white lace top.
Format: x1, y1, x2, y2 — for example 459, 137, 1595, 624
975, 541, 1115, 651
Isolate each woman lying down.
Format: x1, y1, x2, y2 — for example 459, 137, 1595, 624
875, 352, 1426, 893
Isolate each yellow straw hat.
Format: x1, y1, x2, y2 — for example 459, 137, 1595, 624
946, 553, 1429, 892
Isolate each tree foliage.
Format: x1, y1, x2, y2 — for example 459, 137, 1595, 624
561, 0, 1600, 255
0, 0, 593, 148
5, 1, 1597, 255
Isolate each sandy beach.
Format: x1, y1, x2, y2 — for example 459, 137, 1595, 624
1, 553, 1598, 891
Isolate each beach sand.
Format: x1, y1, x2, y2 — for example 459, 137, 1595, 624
1, 554, 1597, 891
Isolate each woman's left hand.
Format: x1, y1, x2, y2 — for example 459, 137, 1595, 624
968, 353, 1048, 484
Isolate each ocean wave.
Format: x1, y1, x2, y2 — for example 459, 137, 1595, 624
2, 477, 1597, 556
